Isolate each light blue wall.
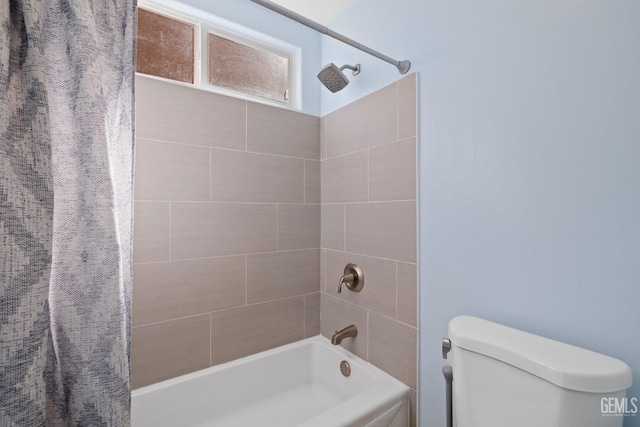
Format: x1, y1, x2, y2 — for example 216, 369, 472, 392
322, 1, 640, 426
146, 0, 322, 115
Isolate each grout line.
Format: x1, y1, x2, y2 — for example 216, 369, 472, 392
209, 148, 212, 202
134, 200, 320, 205
168, 203, 172, 260
322, 116, 328, 160
395, 262, 399, 321
303, 294, 306, 338
366, 150, 370, 202
244, 254, 248, 306
323, 140, 399, 162
321, 249, 326, 293
324, 248, 416, 265
317, 200, 416, 206
132, 248, 321, 267
135, 138, 319, 161
366, 310, 370, 361
342, 204, 346, 252
133, 295, 308, 329
370, 309, 418, 330
303, 161, 306, 203
396, 81, 400, 141
276, 204, 279, 251
245, 101, 248, 152
242, 294, 304, 309
133, 312, 211, 329
209, 313, 212, 366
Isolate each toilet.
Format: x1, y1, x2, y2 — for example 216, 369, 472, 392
446, 316, 633, 427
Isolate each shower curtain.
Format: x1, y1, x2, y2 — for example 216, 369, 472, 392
1, 0, 135, 425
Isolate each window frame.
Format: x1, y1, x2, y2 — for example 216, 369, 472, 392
137, 1, 300, 110
201, 26, 294, 107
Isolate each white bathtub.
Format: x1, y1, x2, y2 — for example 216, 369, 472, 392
132, 336, 410, 427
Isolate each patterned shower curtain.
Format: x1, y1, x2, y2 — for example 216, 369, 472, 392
0, 0, 135, 425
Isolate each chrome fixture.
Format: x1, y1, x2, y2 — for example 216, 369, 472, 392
340, 360, 351, 377
442, 338, 452, 359
317, 63, 360, 93
338, 263, 364, 293
248, 0, 410, 75
331, 324, 358, 345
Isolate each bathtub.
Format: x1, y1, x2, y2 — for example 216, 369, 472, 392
132, 336, 410, 427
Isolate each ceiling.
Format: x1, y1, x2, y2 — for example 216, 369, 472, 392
270, 0, 358, 26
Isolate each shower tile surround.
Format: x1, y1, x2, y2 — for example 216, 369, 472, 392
132, 75, 320, 388
132, 74, 418, 401
320, 73, 418, 393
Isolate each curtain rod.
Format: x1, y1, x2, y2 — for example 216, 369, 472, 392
248, 0, 411, 74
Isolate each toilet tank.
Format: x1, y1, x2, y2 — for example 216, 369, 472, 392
448, 316, 633, 427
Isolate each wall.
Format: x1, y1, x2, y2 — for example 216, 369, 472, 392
320, 1, 640, 426
319, 74, 418, 425
131, 75, 321, 388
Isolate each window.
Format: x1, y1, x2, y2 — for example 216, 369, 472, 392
207, 33, 290, 103
136, 8, 196, 84
136, 4, 295, 107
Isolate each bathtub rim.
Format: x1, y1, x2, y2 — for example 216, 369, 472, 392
132, 335, 410, 426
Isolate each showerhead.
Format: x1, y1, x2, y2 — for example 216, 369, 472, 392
317, 63, 361, 93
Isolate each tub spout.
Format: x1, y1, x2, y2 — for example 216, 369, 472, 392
331, 325, 358, 345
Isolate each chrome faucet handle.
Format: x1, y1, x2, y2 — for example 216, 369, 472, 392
337, 264, 364, 294
338, 273, 355, 293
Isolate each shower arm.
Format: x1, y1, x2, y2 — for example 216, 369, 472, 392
248, 0, 411, 74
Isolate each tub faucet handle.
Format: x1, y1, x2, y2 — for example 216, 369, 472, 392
338, 263, 364, 293
338, 273, 355, 293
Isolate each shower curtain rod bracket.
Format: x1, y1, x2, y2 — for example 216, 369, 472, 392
397, 60, 411, 75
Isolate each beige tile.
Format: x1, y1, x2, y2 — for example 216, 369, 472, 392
321, 204, 345, 250
304, 292, 321, 337
247, 249, 320, 303
321, 152, 368, 204
136, 75, 245, 149
247, 102, 320, 160
325, 250, 397, 319
346, 202, 416, 263
210, 149, 304, 203
210, 297, 304, 365
133, 202, 170, 263
171, 203, 276, 259
131, 315, 210, 389
320, 116, 327, 160
369, 138, 416, 201
278, 204, 320, 250
369, 313, 417, 389
326, 83, 397, 158
398, 73, 417, 140
135, 139, 210, 201
132, 256, 246, 326
305, 160, 321, 204
320, 249, 326, 293
320, 294, 367, 360
397, 262, 417, 327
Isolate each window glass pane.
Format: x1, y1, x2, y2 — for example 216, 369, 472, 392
207, 33, 290, 102
137, 8, 195, 84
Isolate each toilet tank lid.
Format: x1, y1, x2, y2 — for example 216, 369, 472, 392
448, 316, 632, 393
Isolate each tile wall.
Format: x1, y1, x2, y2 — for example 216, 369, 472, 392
132, 75, 321, 388
131, 74, 418, 418
319, 74, 418, 422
